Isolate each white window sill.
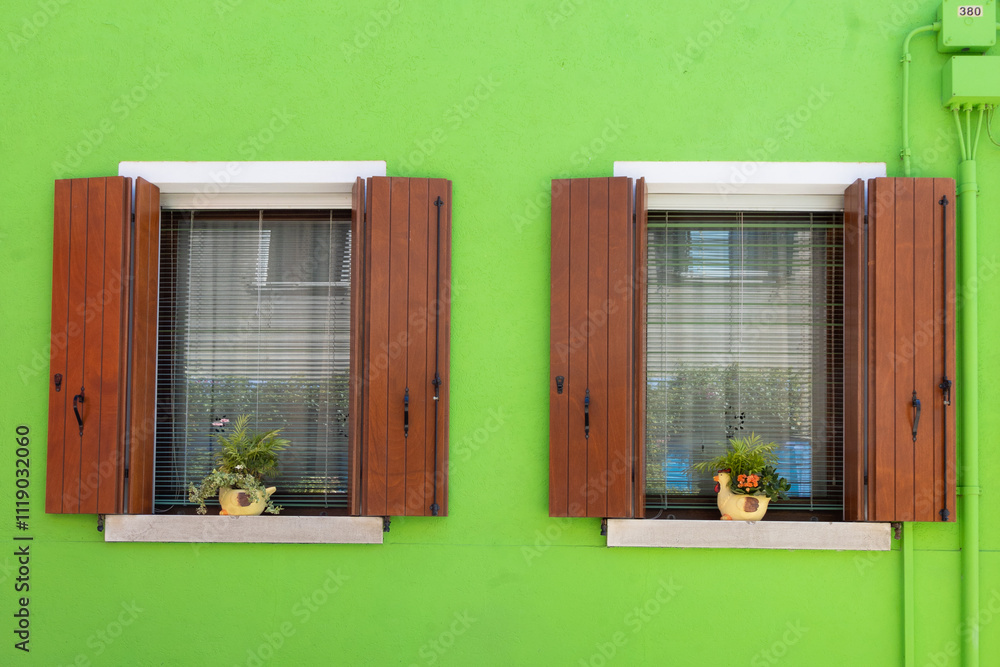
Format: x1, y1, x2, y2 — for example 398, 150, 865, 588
607, 519, 891, 551
104, 515, 384, 544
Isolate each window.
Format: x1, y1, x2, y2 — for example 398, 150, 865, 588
45, 163, 452, 519
155, 209, 353, 511
549, 163, 956, 525
645, 209, 844, 519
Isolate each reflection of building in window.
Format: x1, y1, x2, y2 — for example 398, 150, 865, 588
155, 209, 353, 510
646, 210, 843, 512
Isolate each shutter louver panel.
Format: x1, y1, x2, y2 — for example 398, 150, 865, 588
46, 177, 134, 514
867, 177, 956, 522
361, 177, 450, 517
549, 177, 637, 518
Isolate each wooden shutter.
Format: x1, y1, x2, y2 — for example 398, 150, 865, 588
360, 177, 451, 517
349, 177, 365, 515
549, 177, 637, 518
633, 177, 647, 517
844, 178, 957, 522
46, 177, 160, 514
843, 179, 866, 521
126, 178, 160, 514
867, 177, 956, 522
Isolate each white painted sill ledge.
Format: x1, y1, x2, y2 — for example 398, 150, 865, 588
104, 515, 384, 544
103, 516, 890, 550
606, 519, 891, 551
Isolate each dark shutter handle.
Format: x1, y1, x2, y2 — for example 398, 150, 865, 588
911, 391, 921, 442
73, 387, 85, 436
584, 389, 590, 439
403, 388, 409, 438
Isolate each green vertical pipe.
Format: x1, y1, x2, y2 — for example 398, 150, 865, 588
901, 24, 939, 176
953, 109, 969, 162
904, 522, 915, 667
958, 157, 980, 667
973, 108, 985, 160
900, 18, 983, 665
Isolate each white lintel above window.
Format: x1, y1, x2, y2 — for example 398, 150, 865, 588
118, 160, 386, 210
614, 161, 887, 211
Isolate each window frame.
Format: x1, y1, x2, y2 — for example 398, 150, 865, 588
119, 161, 385, 517
154, 207, 357, 513
642, 208, 848, 518
616, 161, 887, 522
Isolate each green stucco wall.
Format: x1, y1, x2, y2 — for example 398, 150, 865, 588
2, 0, 999, 664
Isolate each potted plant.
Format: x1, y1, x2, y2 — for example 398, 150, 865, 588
188, 414, 289, 515
690, 432, 791, 521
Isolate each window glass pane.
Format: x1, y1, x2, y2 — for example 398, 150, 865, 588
155, 209, 352, 509
645, 211, 844, 513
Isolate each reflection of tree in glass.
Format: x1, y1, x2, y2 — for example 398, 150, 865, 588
646, 362, 807, 497
157, 373, 350, 507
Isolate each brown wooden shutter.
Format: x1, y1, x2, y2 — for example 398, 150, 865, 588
843, 179, 866, 521
46, 177, 160, 514
126, 178, 160, 514
844, 178, 957, 522
867, 177, 956, 522
360, 177, 451, 517
633, 177, 647, 517
349, 177, 365, 516
549, 177, 637, 518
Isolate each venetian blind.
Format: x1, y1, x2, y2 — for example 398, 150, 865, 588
645, 210, 844, 513
155, 209, 352, 509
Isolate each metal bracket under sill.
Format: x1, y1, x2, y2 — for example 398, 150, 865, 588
606, 519, 891, 551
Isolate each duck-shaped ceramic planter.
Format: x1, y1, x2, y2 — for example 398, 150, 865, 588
715, 472, 769, 521
218, 486, 277, 516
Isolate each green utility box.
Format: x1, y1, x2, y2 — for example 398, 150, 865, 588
942, 55, 1000, 106
937, 0, 996, 53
